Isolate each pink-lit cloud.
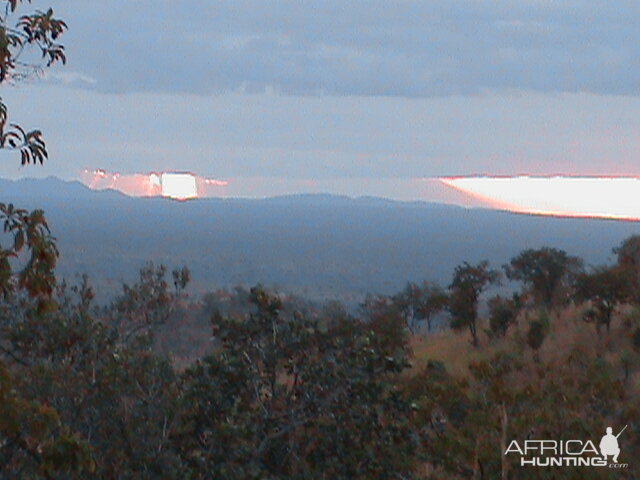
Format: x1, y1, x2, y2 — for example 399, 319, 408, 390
80, 169, 228, 199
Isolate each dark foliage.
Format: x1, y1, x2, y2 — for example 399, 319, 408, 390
448, 261, 499, 347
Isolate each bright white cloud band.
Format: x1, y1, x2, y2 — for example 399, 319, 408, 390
441, 176, 640, 220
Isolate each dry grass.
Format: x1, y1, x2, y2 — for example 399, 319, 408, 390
410, 318, 510, 377
410, 305, 640, 401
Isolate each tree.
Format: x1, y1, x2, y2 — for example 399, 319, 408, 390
526, 318, 547, 360
0, 4, 97, 477
1, 267, 189, 478
108, 262, 190, 344
360, 292, 408, 351
614, 235, 640, 303
486, 295, 519, 339
392, 281, 448, 333
0, 0, 68, 306
174, 286, 415, 479
448, 261, 499, 347
0, 360, 94, 477
504, 247, 583, 311
405, 345, 635, 479
575, 266, 631, 334
614, 235, 640, 270
0, 204, 58, 301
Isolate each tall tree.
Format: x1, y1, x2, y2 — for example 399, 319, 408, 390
575, 266, 631, 334
614, 235, 640, 303
504, 247, 583, 311
448, 260, 499, 347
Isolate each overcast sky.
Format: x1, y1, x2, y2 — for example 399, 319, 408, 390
1, 0, 639, 198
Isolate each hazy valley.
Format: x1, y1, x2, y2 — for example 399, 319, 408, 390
2, 176, 639, 303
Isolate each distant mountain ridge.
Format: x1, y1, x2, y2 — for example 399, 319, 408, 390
2, 176, 640, 303
0, 176, 126, 201
1, 176, 461, 208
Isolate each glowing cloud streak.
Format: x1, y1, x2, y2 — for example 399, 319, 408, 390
80, 169, 229, 199
441, 176, 640, 221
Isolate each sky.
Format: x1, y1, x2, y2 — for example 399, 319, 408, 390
1, 0, 640, 201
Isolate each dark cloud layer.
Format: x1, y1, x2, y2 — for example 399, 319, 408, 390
45, 0, 640, 97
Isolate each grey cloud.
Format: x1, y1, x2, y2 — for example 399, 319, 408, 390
40, 0, 640, 97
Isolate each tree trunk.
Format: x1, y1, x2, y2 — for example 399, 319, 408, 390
469, 318, 479, 347
472, 437, 480, 480
500, 403, 508, 480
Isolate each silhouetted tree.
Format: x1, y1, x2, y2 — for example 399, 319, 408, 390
393, 281, 448, 333
486, 295, 519, 339
108, 262, 190, 344
526, 317, 547, 362
614, 235, 640, 270
614, 235, 640, 303
448, 261, 499, 347
575, 266, 630, 334
505, 247, 583, 311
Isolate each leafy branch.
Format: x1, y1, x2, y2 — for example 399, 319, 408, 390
0, 0, 67, 165
0, 202, 58, 298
